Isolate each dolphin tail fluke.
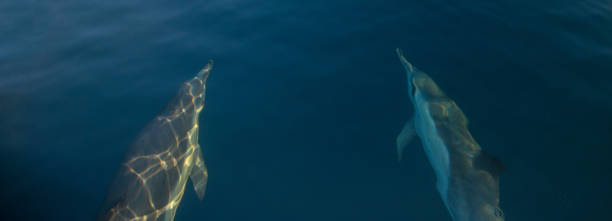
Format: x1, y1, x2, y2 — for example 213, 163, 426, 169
396, 117, 416, 162
190, 145, 208, 201
395, 48, 415, 73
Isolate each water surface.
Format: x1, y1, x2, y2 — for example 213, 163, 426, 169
1, 0, 611, 220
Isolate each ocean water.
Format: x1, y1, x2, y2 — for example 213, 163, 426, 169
1, 0, 611, 220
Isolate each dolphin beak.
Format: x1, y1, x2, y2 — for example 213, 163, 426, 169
396, 48, 418, 99
197, 60, 214, 80
396, 48, 415, 73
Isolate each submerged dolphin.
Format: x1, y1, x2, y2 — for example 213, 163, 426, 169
395, 49, 505, 221
97, 61, 213, 221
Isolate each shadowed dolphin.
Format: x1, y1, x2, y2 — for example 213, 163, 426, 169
395, 49, 505, 221
97, 61, 213, 221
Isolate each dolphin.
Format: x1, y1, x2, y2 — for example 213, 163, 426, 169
395, 49, 505, 221
97, 61, 213, 221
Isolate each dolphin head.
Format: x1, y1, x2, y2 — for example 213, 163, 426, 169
185, 60, 213, 113
395, 49, 447, 105
164, 60, 214, 116
188, 59, 214, 99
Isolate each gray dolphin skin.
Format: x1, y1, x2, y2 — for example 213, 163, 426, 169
97, 61, 213, 221
395, 49, 505, 221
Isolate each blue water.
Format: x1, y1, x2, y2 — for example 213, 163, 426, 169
1, 0, 611, 220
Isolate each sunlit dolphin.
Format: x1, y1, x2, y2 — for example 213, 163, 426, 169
395, 49, 505, 221
97, 61, 213, 221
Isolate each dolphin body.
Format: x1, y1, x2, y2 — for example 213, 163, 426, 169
395, 49, 505, 221
97, 61, 213, 221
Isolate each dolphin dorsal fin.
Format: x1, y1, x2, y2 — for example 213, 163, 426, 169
473, 151, 505, 178
396, 117, 417, 162
190, 145, 208, 200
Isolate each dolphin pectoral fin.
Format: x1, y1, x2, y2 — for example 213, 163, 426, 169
396, 117, 417, 162
190, 146, 208, 201
395, 48, 415, 73
474, 151, 505, 178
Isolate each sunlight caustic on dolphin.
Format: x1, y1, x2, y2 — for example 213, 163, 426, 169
395, 49, 505, 221
97, 61, 213, 221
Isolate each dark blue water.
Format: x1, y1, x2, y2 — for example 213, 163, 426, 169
1, 0, 611, 220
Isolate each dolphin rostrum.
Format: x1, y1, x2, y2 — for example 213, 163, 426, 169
395, 49, 505, 221
97, 61, 213, 221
